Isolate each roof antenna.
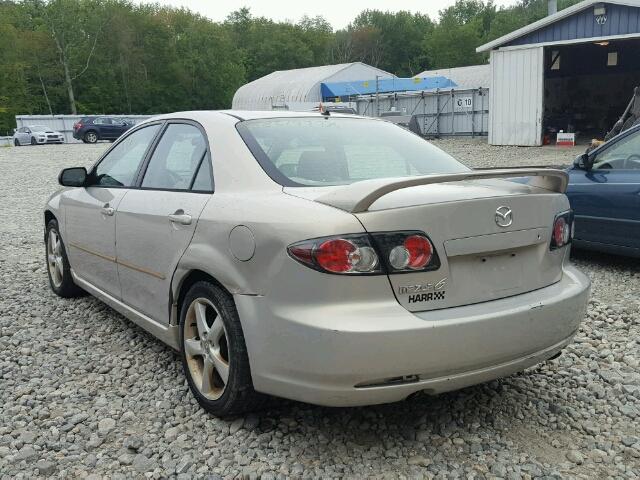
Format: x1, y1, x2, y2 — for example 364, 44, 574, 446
319, 102, 330, 116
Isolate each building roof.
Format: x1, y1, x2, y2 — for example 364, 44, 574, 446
321, 76, 457, 98
477, 0, 640, 52
415, 64, 490, 89
232, 62, 394, 110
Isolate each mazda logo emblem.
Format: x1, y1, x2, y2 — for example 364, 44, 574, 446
495, 206, 513, 227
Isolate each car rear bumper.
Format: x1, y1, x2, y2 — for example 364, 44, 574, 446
235, 265, 590, 407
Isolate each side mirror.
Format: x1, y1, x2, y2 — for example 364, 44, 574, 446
25, 129, 31, 134
58, 167, 88, 187
576, 153, 594, 171
12, 128, 17, 134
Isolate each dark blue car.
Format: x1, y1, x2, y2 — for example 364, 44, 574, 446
566, 124, 640, 258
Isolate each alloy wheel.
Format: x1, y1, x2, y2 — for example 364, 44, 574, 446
47, 230, 64, 288
86, 132, 97, 143
183, 298, 230, 400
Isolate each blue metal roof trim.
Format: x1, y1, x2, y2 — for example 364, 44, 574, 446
321, 76, 458, 99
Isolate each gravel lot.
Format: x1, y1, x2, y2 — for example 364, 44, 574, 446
1, 140, 639, 479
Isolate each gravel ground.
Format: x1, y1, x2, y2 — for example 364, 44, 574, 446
1, 141, 639, 479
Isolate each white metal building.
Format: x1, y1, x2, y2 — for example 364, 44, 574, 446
231, 62, 394, 111
415, 64, 491, 90
478, 0, 640, 146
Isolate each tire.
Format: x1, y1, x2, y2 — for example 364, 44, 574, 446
30, 136, 37, 145
45, 219, 84, 298
179, 281, 265, 416
84, 131, 98, 143
14, 138, 19, 147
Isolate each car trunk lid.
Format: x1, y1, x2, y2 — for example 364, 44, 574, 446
284, 170, 570, 312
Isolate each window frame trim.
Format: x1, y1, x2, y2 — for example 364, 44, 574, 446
87, 118, 214, 194
88, 121, 165, 189
135, 119, 215, 194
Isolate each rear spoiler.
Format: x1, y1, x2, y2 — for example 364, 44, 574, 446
315, 168, 569, 213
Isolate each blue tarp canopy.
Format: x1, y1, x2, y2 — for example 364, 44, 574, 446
320, 76, 457, 100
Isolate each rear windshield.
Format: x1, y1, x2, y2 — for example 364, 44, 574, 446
237, 117, 469, 187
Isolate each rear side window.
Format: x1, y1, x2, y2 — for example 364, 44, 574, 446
93, 124, 160, 187
191, 158, 214, 191
237, 117, 468, 187
141, 123, 209, 191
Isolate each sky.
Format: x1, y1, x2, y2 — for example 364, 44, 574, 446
141, 0, 516, 30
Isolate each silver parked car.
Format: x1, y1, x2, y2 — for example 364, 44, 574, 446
44, 111, 590, 416
14, 125, 65, 145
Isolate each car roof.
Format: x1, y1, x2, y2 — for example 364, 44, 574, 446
145, 110, 367, 125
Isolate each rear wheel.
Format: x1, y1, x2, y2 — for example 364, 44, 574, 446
179, 281, 264, 416
45, 219, 83, 298
84, 131, 98, 143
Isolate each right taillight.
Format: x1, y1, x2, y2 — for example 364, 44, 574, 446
370, 231, 440, 273
550, 210, 574, 250
287, 231, 440, 275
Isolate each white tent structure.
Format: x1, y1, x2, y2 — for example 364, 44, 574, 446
232, 62, 394, 111
415, 64, 491, 90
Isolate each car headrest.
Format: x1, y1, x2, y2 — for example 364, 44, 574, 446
296, 150, 347, 182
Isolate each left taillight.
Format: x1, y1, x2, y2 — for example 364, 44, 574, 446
550, 210, 574, 250
288, 234, 381, 275
287, 231, 440, 275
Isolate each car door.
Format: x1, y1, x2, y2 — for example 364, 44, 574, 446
63, 123, 162, 298
93, 117, 111, 139
112, 118, 128, 138
568, 128, 640, 249
115, 121, 213, 324
19, 127, 30, 144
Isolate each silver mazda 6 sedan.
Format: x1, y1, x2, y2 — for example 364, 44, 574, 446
44, 111, 590, 416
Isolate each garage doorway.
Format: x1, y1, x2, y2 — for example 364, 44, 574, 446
543, 38, 640, 144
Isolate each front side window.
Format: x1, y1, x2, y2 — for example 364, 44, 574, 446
93, 124, 160, 187
237, 117, 468, 187
594, 129, 640, 170
94, 118, 110, 125
141, 123, 208, 190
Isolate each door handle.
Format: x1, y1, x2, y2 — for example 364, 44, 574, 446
168, 212, 192, 225
101, 204, 115, 216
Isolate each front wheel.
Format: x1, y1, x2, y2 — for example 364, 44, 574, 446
179, 281, 265, 416
14, 138, 19, 147
45, 220, 83, 298
30, 136, 37, 145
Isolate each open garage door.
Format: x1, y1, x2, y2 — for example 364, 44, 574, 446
543, 38, 640, 143
489, 47, 544, 146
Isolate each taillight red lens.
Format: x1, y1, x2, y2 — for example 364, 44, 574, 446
404, 235, 433, 269
553, 217, 566, 247
550, 210, 573, 250
288, 235, 381, 274
315, 239, 357, 273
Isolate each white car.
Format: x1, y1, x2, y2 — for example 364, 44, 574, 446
44, 110, 590, 416
14, 125, 65, 146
